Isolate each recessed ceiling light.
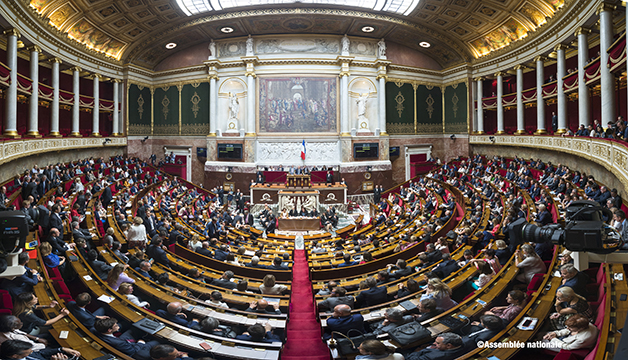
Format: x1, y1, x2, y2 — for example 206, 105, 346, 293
220, 27, 234, 33
165, 42, 177, 49
419, 41, 431, 48
361, 26, 375, 33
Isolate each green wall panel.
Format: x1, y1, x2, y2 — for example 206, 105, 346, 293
128, 84, 151, 135
153, 86, 179, 135
444, 82, 468, 134
386, 82, 415, 135
181, 82, 209, 135
416, 85, 443, 134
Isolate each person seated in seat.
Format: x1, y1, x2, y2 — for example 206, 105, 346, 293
548, 286, 593, 330
267, 256, 289, 270
336, 253, 358, 268
483, 290, 526, 323
413, 298, 439, 323
155, 302, 199, 328
93, 318, 160, 360
0, 253, 41, 298
149, 344, 194, 360
461, 315, 504, 349
135, 261, 154, 281
66, 293, 108, 329
324, 304, 365, 339
259, 274, 288, 295
371, 308, 414, 335
195, 241, 213, 257
541, 314, 598, 352
317, 286, 355, 312
406, 332, 467, 360
235, 323, 281, 343
387, 259, 414, 280
395, 279, 421, 299
357, 339, 404, 360
419, 279, 457, 311
211, 271, 237, 290
558, 264, 590, 298
432, 254, 459, 279
355, 277, 388, 308
0, 339, 81, 360
515, 244, 546, 284
12, 292, 69, 335
192, 316, 236, 338
246, 299, 281, 315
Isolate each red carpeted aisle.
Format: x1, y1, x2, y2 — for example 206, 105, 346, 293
282, 249, 331, 360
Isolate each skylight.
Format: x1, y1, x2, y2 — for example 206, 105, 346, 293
175, 0, 420, 16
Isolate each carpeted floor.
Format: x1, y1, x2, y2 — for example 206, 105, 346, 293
281, 249, 330, 360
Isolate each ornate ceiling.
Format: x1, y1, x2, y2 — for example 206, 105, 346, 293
19, 0, 570, 70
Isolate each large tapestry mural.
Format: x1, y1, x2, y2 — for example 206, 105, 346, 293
258, 77, 338, 133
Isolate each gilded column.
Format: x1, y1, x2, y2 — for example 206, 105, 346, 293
92, 74, 101, 136
515, 65, 525, 134
3, 29, 19, 138
112, 79, 121, 136
49, 58, 62, 137
555, 44, 567, 134
27, 46, 41, 137
576, 28, 591, 127
476, 78, 484, 134
534, 56, 546, 134
495, 72, 505, 134
599, 3, 616, 126
70, 67, 81, 136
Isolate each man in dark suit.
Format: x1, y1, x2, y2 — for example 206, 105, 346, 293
47, 228, 68, 256
146, 237, 170, 268
388, 259, 414, 280
432, 254, 460, 279
267, 256, 289, 270
87, 249, 113, 280
101, 186, 112, 207
244, 210, 254, 227
37, 175, 50, 197
155, 302, 199, 328
213, 244, 229, 261
317, 287, 355, 312
324, 304, 364, 339
67, 292, 108, 329
535, 204, 553, 226
211, 271, 237, 290
245, 299, 282, 315
195, 241, 214, 257
0, 253, 41, 297
461, 315, 504, 350
414, 298, 439, 323
135, 261, 154, 280
355, 277, 388, 308
72, 221, 93, 242
94, 318, 160, 360
558, 264, 590, 297
406, 332, 467, 360
325, 171, 333, 185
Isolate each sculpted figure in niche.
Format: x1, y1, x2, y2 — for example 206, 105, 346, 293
341, 35, 350, 56
378, 38, 386, 58
357, 93, 369, 119
208, 40, 216, 59
246, 35, 254, 56
228, 92, 239, 121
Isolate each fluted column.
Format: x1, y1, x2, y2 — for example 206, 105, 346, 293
515, 65, 525, 134
3, 29, 19, 138
340, 61, 350, 135
27, 46, 41, 137
378, 75, 387, 135
92, 74, 101, 136
49, 58, 62, 137
70, 67, 81, 136
476, 78, 484, 134
495, 72, 505, 134
208, 66, 218, 136
471, 80, 477, 133
599, 3, 616, 126
534, 56, 546, 134
555, 44, 567, 134
112, 79, 121, 136
575, 28, 591, 127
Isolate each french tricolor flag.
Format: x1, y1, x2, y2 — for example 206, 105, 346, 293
301, 140, 306, 160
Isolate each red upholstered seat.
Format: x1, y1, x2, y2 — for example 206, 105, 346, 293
0, 290, 13, 311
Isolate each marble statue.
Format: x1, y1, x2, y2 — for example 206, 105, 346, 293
357, 93, 369, 119
246, 35, 254, 56
228, 92, 239, 120
341, 35, 350, 56
208, 40, 216, 59
378, 38, 386, 59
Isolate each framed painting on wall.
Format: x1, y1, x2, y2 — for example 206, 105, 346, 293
257, 76, 338, 134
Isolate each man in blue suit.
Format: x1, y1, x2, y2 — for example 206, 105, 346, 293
406, 332, 467, 360
94, 318, 160, 360
0, 253, 41, 297
135, 261, 154, 280
155, 302, 199, 328
67, 292, 108, 329
324, 304, 364, 339
146, 237, 170, 268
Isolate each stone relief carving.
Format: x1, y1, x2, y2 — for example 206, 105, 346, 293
256, 141, 339, 163
349, 41, 376, 56
218, 41, 246, 57
255, 38, 340, 54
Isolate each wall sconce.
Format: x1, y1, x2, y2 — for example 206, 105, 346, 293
450, 134, 456, 140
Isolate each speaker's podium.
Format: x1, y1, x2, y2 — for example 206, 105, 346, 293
287, 174, 310, 188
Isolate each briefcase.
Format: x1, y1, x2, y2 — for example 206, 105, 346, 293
388, 322, 431, 347
331, 330, 376, 356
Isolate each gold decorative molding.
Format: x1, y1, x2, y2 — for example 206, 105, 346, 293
533, 55, 547, 62
26, 45, 41, 53
574, 27, 591, 37
596, 2, 617, 15
3, 28, 21, 38
48, 57, 62, 64
553, 44, 569, 51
